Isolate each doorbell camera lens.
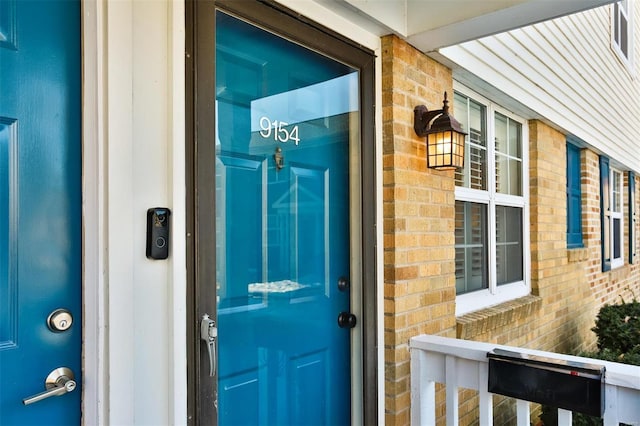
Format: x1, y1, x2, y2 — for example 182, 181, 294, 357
146, 207, 171, 259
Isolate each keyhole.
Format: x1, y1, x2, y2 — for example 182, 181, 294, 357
47, 309, 73, 332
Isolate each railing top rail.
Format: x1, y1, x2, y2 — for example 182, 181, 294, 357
410, 334, 640, 390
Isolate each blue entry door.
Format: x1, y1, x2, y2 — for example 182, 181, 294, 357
0, 1, 82, 424
215, 11, 359, 425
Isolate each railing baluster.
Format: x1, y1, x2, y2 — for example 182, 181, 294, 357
410, 349, 436, 425
478, 362, 492, 426
557, 409, 572, 425
423, 380, 436, 425
445, 355, 459, 426
602, 383, 619, 426
516, 400, 529, 426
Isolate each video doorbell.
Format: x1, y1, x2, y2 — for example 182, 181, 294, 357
146, 207, 171, 260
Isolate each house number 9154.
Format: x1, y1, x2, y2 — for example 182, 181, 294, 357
259, 116, 300, 145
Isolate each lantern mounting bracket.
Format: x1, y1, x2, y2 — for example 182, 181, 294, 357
414, 105, 445, 137
414, 92, 457, 137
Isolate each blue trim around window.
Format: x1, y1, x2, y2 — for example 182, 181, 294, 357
566, 143, 583, 248
629, 171, 635, 264
600, 156, 611, 272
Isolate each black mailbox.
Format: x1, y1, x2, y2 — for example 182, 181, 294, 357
487, 349, 605, 417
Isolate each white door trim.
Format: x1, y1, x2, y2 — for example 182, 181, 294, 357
82, 0, 189, 424
168, 1, 188, 423
81, 0, 107, 424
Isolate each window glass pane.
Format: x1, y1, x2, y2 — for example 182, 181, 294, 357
468, 146, 486, 190
614, 217, 621, 259
495, 113, 507, 155
469, 102, 486, 148
612, 170, 622, 212
496, 206, 523, 285
604, 214, 611, 263
496, 153, 508, 194
495, 113, 522, 196
508, 119, 522, 158
455, 201, 488, 294
614, 1, 630, 58
454, 92, 486, 190
453, 93, 466, 130
509, 159, 522, 196
602, 164, 611, 211
621, 14, 628, 55
215, 12, 357, 423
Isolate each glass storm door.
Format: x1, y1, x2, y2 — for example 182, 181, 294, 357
0, 0, 82, 424
214, 11, 359, 425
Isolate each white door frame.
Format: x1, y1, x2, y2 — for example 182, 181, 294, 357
81, 0, 107, 423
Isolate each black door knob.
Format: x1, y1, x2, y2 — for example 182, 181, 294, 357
337, 312, 356, 329
337, 276, 349, 292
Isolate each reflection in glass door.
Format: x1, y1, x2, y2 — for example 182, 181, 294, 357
215, 11, 359, 425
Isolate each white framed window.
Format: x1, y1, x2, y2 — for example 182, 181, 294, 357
600, 157, 625, 271
453, 86, 530, 316
612, 0, 634, 68
609, 168, 624, 269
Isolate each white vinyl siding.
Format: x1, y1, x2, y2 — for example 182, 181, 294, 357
439, 2, 640, 175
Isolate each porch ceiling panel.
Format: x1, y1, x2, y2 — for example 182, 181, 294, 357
320, 0, 616, 51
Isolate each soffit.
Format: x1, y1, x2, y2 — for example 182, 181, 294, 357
314, 0, 617, 51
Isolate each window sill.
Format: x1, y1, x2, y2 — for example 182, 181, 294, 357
456, 295, 542, 340
608, 264, 628, 281
455, 282, 530, 316
567, 247, 589, 263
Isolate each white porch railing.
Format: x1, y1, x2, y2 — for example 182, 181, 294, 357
410, 335, 640, 425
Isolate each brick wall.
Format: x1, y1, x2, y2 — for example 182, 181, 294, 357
381, 34, 457, 425
527, 121, 599, 353
381, 35, 640, 425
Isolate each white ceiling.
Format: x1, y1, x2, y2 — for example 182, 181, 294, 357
315, 0, 617, 51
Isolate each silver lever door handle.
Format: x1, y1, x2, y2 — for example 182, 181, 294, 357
23, 367, 76, 405
200, 314, 217, 377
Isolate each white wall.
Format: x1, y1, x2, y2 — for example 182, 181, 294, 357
108, 0, 188, 421
84, 0, 186, 424
439, 3, 640, 172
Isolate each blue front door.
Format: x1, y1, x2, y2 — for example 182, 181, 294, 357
0, 1, 82, 424
215, 11, 359, 425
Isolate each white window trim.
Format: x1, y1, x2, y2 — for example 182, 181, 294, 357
610, 167, 625, 269
453, 84, 531, 317
611, 0, 635, 72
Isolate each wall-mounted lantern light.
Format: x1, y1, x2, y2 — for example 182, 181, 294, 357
414, 92, 467, 170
